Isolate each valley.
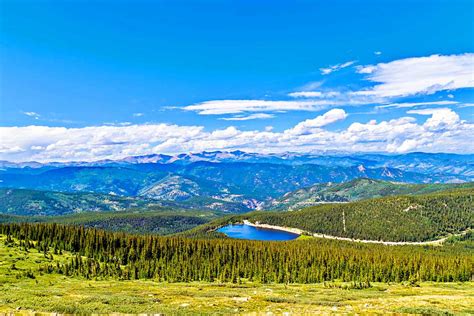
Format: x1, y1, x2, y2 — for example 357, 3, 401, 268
0, 151, 473, 314
2, 1, 474, 313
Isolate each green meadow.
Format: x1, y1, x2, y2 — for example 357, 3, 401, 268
1, 235, 473, 315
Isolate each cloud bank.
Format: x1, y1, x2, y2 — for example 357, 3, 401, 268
1, 108, 472, 162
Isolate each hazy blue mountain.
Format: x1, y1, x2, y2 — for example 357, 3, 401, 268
355, 152, 474, 178
173, 161, 449, 198
0, 166, 168, 195
1, 152, 472, 208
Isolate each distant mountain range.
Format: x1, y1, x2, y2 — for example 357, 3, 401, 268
1, 151, 473, 214
2, 151, 473, 179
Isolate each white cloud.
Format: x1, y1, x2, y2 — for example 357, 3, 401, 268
374, 51, 382, 55
22, 111, 40, 119
288, 91, 340, 98
377, 101, 459, 109
1, 107, 473, 162
288, 91, 323, 98
320, 60, 356, 75
407, 108, 452, 115
407, 108, 461, 131
133, 113, 144, 117
288, 109, 347, 135
183, 99, 334, 115
299, 81, 324, 91
182, 54, 472, 117
353, 53, 474, 98
0, 145, 25, 154
220, 113, 275, 121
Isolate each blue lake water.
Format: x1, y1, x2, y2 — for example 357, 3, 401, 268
217, 224, 299, 241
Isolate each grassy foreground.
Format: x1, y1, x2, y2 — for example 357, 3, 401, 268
1, 236, 473, 315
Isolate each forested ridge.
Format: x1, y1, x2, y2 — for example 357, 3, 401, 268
1, 223, 472, 283
0, 210, 215, 235
246, 189, 474, 242
0, 188, 154, 216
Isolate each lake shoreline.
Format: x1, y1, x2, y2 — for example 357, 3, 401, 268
242, 220, 470, 246
217, 221, 300, 241
243, 220, 303, 235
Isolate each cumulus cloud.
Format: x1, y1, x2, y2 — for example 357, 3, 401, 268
2, 108, 472, 162
220, 113, 274, 121
288, 109, 347, 135
353, 53, 474, 98
407, 108, 462, 131
320, 60, 357, 75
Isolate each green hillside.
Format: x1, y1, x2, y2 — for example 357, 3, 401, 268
194, 188, 474, 242
1, 233, 472, 314
0, 188, 160, 216
0, 187, 253, 216
2, 222, 472, 284
267, 178, 474, 210
249, 188, 474, 242
0, 210, 218, 235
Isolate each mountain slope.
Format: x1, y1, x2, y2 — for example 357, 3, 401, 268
0, 166, 168, 195
0, 210, 215, 235
176, 161, 435, 199
199, 188, 474, 242
248, 188, 474, 242
0, 188, 162, 216
1, 152, 472, 206
357, 152, 474, 179
267, 178, 474, 210
0, 187, 254, 216
1, 161, 442, 202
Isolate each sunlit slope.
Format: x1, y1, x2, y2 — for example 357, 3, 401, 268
0, 210, 217, 235
248, 188, 473, 241
192, 188, 474, 242
1, 233, 472, 314
267, 178, 474, 210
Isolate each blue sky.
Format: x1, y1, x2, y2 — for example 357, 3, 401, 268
0, 0, 473, 161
